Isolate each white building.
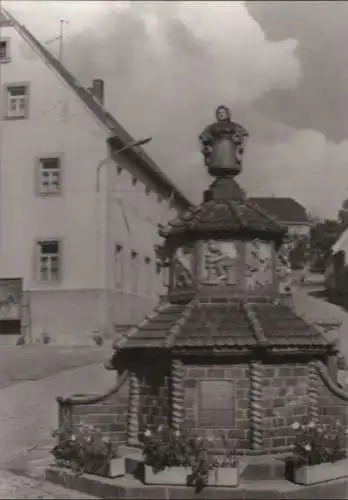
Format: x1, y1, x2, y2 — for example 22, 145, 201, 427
0, 9, 191, 343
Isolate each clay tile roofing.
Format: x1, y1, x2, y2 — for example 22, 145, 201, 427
113, 298, 330, 353
249, 197, 309, 224
159, 198, 286, 239
251, 302, 329, 348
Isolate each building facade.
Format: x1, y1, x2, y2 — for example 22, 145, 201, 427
0, 9, 191, 343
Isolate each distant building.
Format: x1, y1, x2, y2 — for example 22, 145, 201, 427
325, 228, 348, 295
338, 198, 348, 226
0, 9, 191, 343
250, 197, 311, 237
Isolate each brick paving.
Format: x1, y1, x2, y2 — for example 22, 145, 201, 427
0, 469, 96, 499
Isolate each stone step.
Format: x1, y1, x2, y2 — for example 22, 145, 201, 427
45, 465, 348, 499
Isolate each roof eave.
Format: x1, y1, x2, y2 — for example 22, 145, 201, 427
108, 136, 191, 210
2, 7, 192, 212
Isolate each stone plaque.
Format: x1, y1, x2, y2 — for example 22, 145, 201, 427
199, 380, 235, 427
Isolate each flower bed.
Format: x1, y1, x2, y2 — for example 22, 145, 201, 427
290, 420, 348, 485
51, 419, 125, 478
143, 426, 238, 491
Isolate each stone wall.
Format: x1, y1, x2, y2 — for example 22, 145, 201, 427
138, 363, 171, 436
182, 363, 250, 450
262, 363, 309, 449
59, 376, 130, 447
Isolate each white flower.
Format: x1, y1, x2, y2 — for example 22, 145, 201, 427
174, 430, 180, 437
292, 422, 300, 430
102, 436, 110, 443
304, 444, 312, 452
144, 429, 151, 437
70, 434, 76, 441
86, 436, 92, 442
157, 425, 164, 432
308, 421, 315, 429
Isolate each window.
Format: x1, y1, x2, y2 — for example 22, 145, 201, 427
37, 240, 61, 282
130, 250, 138, 292
199, 380, 235, 427
5, 84, 29, 118
0, 39, 10, 62
115, 244, 124, 289
38, 157, 61, 195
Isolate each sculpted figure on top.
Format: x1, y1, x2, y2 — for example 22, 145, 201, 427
199, 105, 249, 178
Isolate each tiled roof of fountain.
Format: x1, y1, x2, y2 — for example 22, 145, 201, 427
159, 197, 287, 240
112, 298, 330, 354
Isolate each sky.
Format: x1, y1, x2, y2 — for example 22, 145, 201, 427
3, 0, 348, 219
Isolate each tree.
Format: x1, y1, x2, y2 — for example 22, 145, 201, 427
309, 219, 345, 273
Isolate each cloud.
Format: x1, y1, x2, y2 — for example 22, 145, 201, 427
241, 131, 348, 219
6, 1, 346, 219
245, 1, 348, 142
60, 2, 301, 199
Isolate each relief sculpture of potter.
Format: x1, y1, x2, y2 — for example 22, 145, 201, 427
201, 240, 239, 285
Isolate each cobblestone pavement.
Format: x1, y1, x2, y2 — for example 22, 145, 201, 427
0, 361, 116, 471
292, 286, 348, 362
0, 469, 96, 499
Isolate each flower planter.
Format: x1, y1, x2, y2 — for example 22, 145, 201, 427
144, 465, 189, 485
208, 467, 239, 487
108, 457, 126, 478
85, 457, 125, 478
293, 458, 348, 485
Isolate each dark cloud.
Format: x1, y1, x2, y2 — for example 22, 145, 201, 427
245, 1, 348, 142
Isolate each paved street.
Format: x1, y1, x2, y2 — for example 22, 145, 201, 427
0, 469, 95, 499
292, 286, 348, 362
0, 346, 115, 482
0, 362, 115, 469
0, 345, 110, 390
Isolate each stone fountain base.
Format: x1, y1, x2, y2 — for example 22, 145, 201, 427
45, 450, 348, 500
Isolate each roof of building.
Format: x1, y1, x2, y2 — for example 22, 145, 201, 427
159, 196, 287, 241
0, 10, 11, 25
249, 197, 309, 224
1, 8, 191, 210
109, 297, 330, 358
